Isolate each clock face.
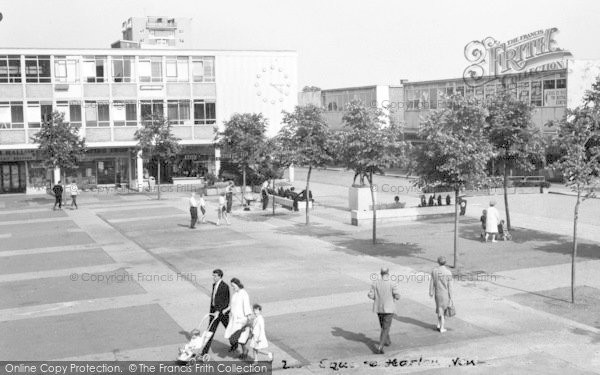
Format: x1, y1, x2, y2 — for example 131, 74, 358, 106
255, 63, 291, 105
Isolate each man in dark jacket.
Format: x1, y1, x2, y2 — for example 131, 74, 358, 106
52, 181, 63, 210
201, 269, 230, 356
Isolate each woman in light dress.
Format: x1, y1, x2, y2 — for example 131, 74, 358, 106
223, 278, 252, 356
429, 256, 453, 333
485, 200, 501, 242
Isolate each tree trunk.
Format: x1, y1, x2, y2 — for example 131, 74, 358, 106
305, 165, 312, 225
242, 167, 246, 207
572, 188, 581, 303
503, 155, 512, 231
454, 189, 459, 268
157, 158, 161, 200
272, 178, 276, 215
369, 170, 377, 244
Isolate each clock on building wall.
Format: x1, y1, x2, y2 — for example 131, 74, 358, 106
255, 62, 291, 105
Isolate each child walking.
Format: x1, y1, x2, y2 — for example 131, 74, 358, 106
198, 193, 207, 224
248, 304, 272, 363
216, 193, 230, 226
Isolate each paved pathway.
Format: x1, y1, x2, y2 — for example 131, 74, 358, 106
0, 182, 599, 374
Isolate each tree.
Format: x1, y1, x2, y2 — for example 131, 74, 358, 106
216, 113, 268, 207
277, 104, 331, 224
336, 101, 410, 244
551, 77, 600, 304
302, 86, 321, 92
415, 95, 494, 268
134, 114, 181, 200
31, 111, 87, 192
486, 92, 546, 230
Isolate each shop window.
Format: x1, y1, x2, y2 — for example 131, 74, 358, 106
0, 55, 22, 83
556, 78, 566, 89
517, 82, 530, 103
25, 55, 51, 83
85, 101, 110, 127
54, 57, 79, 83
139, 57, 162, 82
531, 81, 543, 107
193, 100, 216, 125
484, 84, 496, 101
112, 56, 134, 83
167, 100, 190, 125
83, 56, 107, 83
465, 86, 474, 99
192, 57, 215, 82
455, 85, 465, 97
543, 79, 556, 90
0, 102, 24, 129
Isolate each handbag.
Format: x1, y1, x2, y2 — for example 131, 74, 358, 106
444, 300, 456, 318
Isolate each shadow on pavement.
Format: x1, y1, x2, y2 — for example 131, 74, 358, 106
330, 327, 379, 353
393, 314, 437, 331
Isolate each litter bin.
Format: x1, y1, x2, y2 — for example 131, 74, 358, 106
148, 176, 156, 191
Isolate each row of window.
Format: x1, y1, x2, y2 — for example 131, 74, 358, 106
405, 77, 567, 110
0, 55, 215, 84
322, 90, 376, 112
0, 100, 216, 129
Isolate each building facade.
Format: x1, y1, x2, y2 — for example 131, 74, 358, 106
111, 17, 192, 49
0, 49, 298, 194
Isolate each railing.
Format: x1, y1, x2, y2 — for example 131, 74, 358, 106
507, 175, 546, 184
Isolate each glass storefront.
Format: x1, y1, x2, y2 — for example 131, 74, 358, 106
0, 162, 26, 193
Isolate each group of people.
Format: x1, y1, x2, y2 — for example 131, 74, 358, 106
52, 180, 79, 210
419, 194, 452, 207
192, 269, 273, 362
480, 200, 511, 242
189, 192, 231, 228
368, 257, 454, 354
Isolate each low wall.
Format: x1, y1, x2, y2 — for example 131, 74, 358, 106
351, 205, 455, 226
268, 194, 313, 210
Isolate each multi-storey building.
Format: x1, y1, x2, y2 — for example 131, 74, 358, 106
111, 17, 192, 49
0, 48, 298, 194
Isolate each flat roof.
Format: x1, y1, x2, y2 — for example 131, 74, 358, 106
0, 47, 298, 56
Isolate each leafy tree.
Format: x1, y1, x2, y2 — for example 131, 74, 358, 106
302, 86, 321, 92
134, 114, 181, 200
551, 77, 600, 303
486, 92, 546, 230
415, 95, 494, 268
277, 104, 331, 224
336, 101, 410, 244
216, 113, 268, 206
31, 111, 87, 191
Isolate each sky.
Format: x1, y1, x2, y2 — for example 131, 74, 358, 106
1, 0, 599, 89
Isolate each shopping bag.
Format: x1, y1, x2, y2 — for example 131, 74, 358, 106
444, 301, 456, 318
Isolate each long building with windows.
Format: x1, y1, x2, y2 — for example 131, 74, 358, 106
0, 48, 298, 194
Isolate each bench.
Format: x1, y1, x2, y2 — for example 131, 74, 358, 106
267, 195, 313, 211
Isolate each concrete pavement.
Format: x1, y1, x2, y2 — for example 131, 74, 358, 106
0, 179, 599, 374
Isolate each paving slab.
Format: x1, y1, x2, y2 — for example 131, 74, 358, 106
0, 304, 183, 360
0, 267, 146, 309
0, 247, 115, 275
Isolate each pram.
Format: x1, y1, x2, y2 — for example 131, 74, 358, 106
177, 313, 218, 364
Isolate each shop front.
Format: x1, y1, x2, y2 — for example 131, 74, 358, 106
143, 145, 215, 185
68, 148, 135, 189
0, 150, 37, 194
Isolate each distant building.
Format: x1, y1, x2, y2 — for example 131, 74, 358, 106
0, 17, 297, 194
111, 17, 192, 49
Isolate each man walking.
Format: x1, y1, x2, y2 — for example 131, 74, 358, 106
225, 181, 233, 213
368, 267, 400, 354
189, 192, 199, 229
69, 180, 79, 209
52, 181, 63, 210
201, 269, 230, 357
